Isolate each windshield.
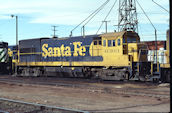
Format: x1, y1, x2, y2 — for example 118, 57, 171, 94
123, 37, 137, 43
127, 37, 137, 43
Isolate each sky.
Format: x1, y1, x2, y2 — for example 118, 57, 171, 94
0, 0, 169, 45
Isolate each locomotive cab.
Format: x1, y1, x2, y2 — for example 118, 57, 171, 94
124, 32, 148, 62
99, 31, 150, 80
122, 31, 150, 80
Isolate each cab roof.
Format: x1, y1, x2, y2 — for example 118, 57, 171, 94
100, 31, 139, 38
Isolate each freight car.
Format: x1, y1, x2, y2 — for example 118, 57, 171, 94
13, 31, 156, 81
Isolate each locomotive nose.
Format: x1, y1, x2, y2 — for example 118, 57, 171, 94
127, 43, 148, 62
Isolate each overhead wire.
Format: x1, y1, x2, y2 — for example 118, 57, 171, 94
138, 12, 168, 14
96, 0, 118, 34
70, 0, 110, 37
152, 0, 169, 13
82, 1, 110, 27
136, 0, 156, 30
81, 0, 110, 36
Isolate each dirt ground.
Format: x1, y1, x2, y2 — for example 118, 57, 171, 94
0, 81, 170, 112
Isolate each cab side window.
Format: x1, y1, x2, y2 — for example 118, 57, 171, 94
103, 40, 106, 47
112, 40, 115, 46
94, 41, 97, 45
123, 38, 126, 43
118, 39, 121, 46
108, 40, 111, 47
99, 40, 102, 45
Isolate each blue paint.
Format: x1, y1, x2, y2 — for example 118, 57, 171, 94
18, 35, 103, 63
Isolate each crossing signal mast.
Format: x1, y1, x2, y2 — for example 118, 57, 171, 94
118, 0, 138, 32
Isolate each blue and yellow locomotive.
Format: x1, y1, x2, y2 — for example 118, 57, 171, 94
10, 30, 153, 81
11, 31, 151, 80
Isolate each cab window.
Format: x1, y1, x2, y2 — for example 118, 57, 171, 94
123, 39, 126, 43
94, 41, 97, 45
99, 40, 102, 45
118, 39, 121, 46
127, 37, 137, 43
108, 40, 111, 47
112, 40, 116, 46
103, 40, 106, 47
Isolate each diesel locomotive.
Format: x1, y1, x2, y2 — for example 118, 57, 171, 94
160, 30, 170, 82
0, 42, 12, 74
7, 30, 156, 81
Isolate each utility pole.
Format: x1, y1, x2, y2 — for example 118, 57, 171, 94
102, 20, 110, 33
52, 26, 58, 38
11, 14, 19, 76
152, 0, 169, 64
81, 26, 85, 38
11, 15, 18, 46
118, 0, 138, 32
169, 0, 171, 112
136, 0, 159, 69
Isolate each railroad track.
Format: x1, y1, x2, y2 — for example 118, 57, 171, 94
0, 98, 89, 113
0, 76, 170, 99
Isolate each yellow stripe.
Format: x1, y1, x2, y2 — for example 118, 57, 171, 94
12, 50, 17, 52
17, 61, 129, 67
20, 52, 41, 55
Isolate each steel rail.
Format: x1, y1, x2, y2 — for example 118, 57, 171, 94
0, 110, 9, 113
0, 98, 89, 113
